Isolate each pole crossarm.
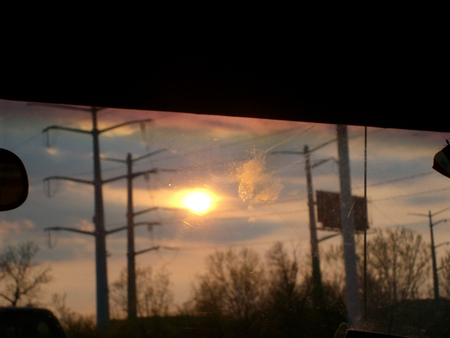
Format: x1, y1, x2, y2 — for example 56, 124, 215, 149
318, 233, 340, 242
106, 221, 161, 235
134, 221, 161, 227
98, 119, 153, 134
44, 176, 94, 185
271, 150, 303, 155
409, 206, 450, 219
161, 246, 180, 251
102, 149, 168, 164
432, 206, 450, 217
310, 138, 338, 152
28, 102, 96, 113
270, 138, 338, 156
133, 207, 159, 217
133, 149, 167, 162
42, 118, 153, 139
101, 157, 126, 163
311, 157, 337, 169
433, 219, 447, 227
135, 245, 180, 256
44, 226, 95, 236
102, 168, 176, 184
132, 168, 178, 180
436, 241, 450, 250
135, 246, 160, 256
133, 206, 182, 217
100, 168, 158, 185
131, 168, 160, 179
105, 226, 127, 235
42, 125, 92, 135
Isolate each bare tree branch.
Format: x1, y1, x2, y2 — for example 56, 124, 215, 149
0, 241, 53, 306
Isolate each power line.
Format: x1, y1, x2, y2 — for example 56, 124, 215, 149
134, 125, 307, 167
362, 172, 435, 188
372, 187, 450, 202
25, 119, 437, 203
6, 132, 41, 151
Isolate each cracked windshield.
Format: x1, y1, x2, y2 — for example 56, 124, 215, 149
1, 99, 450, 337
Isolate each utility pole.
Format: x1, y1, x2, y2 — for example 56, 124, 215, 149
409, 206, 450, 301
41, 105, 153, 327
102, 151, 177, 319
336, 124, 361, 326
271, 138, 336, 310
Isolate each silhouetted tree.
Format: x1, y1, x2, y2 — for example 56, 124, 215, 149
0, 241, 53, 306
192, 247, 267, 322
365, 228, 429, 306
51, 292, 96, 337
190, 243, 346, 337
109, 265, 174, 319
265, 242, 299, 307
258, 242, 305, 337
438, 250, 450, 299
322, 227, 430, 311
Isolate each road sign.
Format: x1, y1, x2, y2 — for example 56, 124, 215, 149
316, 190, 369, 232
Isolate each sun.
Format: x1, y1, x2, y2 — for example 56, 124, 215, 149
181, 190, 214, 214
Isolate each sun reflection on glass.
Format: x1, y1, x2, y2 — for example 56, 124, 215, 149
181, 190, 214, 214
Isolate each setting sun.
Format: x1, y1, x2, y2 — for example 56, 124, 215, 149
181, 190, 214, 214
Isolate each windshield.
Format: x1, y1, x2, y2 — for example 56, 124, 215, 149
1, 99, 449, 337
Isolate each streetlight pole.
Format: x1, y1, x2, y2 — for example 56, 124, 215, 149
337, 124, 361, 325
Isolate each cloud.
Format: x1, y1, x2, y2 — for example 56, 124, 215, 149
0, 218, 35, 244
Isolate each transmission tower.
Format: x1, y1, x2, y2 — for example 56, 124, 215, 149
40, 105, 152, 327
102, 151, 178, 319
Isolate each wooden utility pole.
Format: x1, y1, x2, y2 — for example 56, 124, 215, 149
409, 206, 450, 301
271, 138, 336, 309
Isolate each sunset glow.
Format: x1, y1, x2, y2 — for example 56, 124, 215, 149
2, 99, 450, 325
181, 190, 214, 214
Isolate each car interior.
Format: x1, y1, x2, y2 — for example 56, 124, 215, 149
0, 34, 446, 338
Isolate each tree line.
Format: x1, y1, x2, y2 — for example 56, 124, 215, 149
3, 227, 450, 337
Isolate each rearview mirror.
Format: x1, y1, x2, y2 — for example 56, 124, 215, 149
0, 148, 29, 211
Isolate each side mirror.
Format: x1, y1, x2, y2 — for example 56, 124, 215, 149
0, 148, 29, 211
433, 141, 450, 179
